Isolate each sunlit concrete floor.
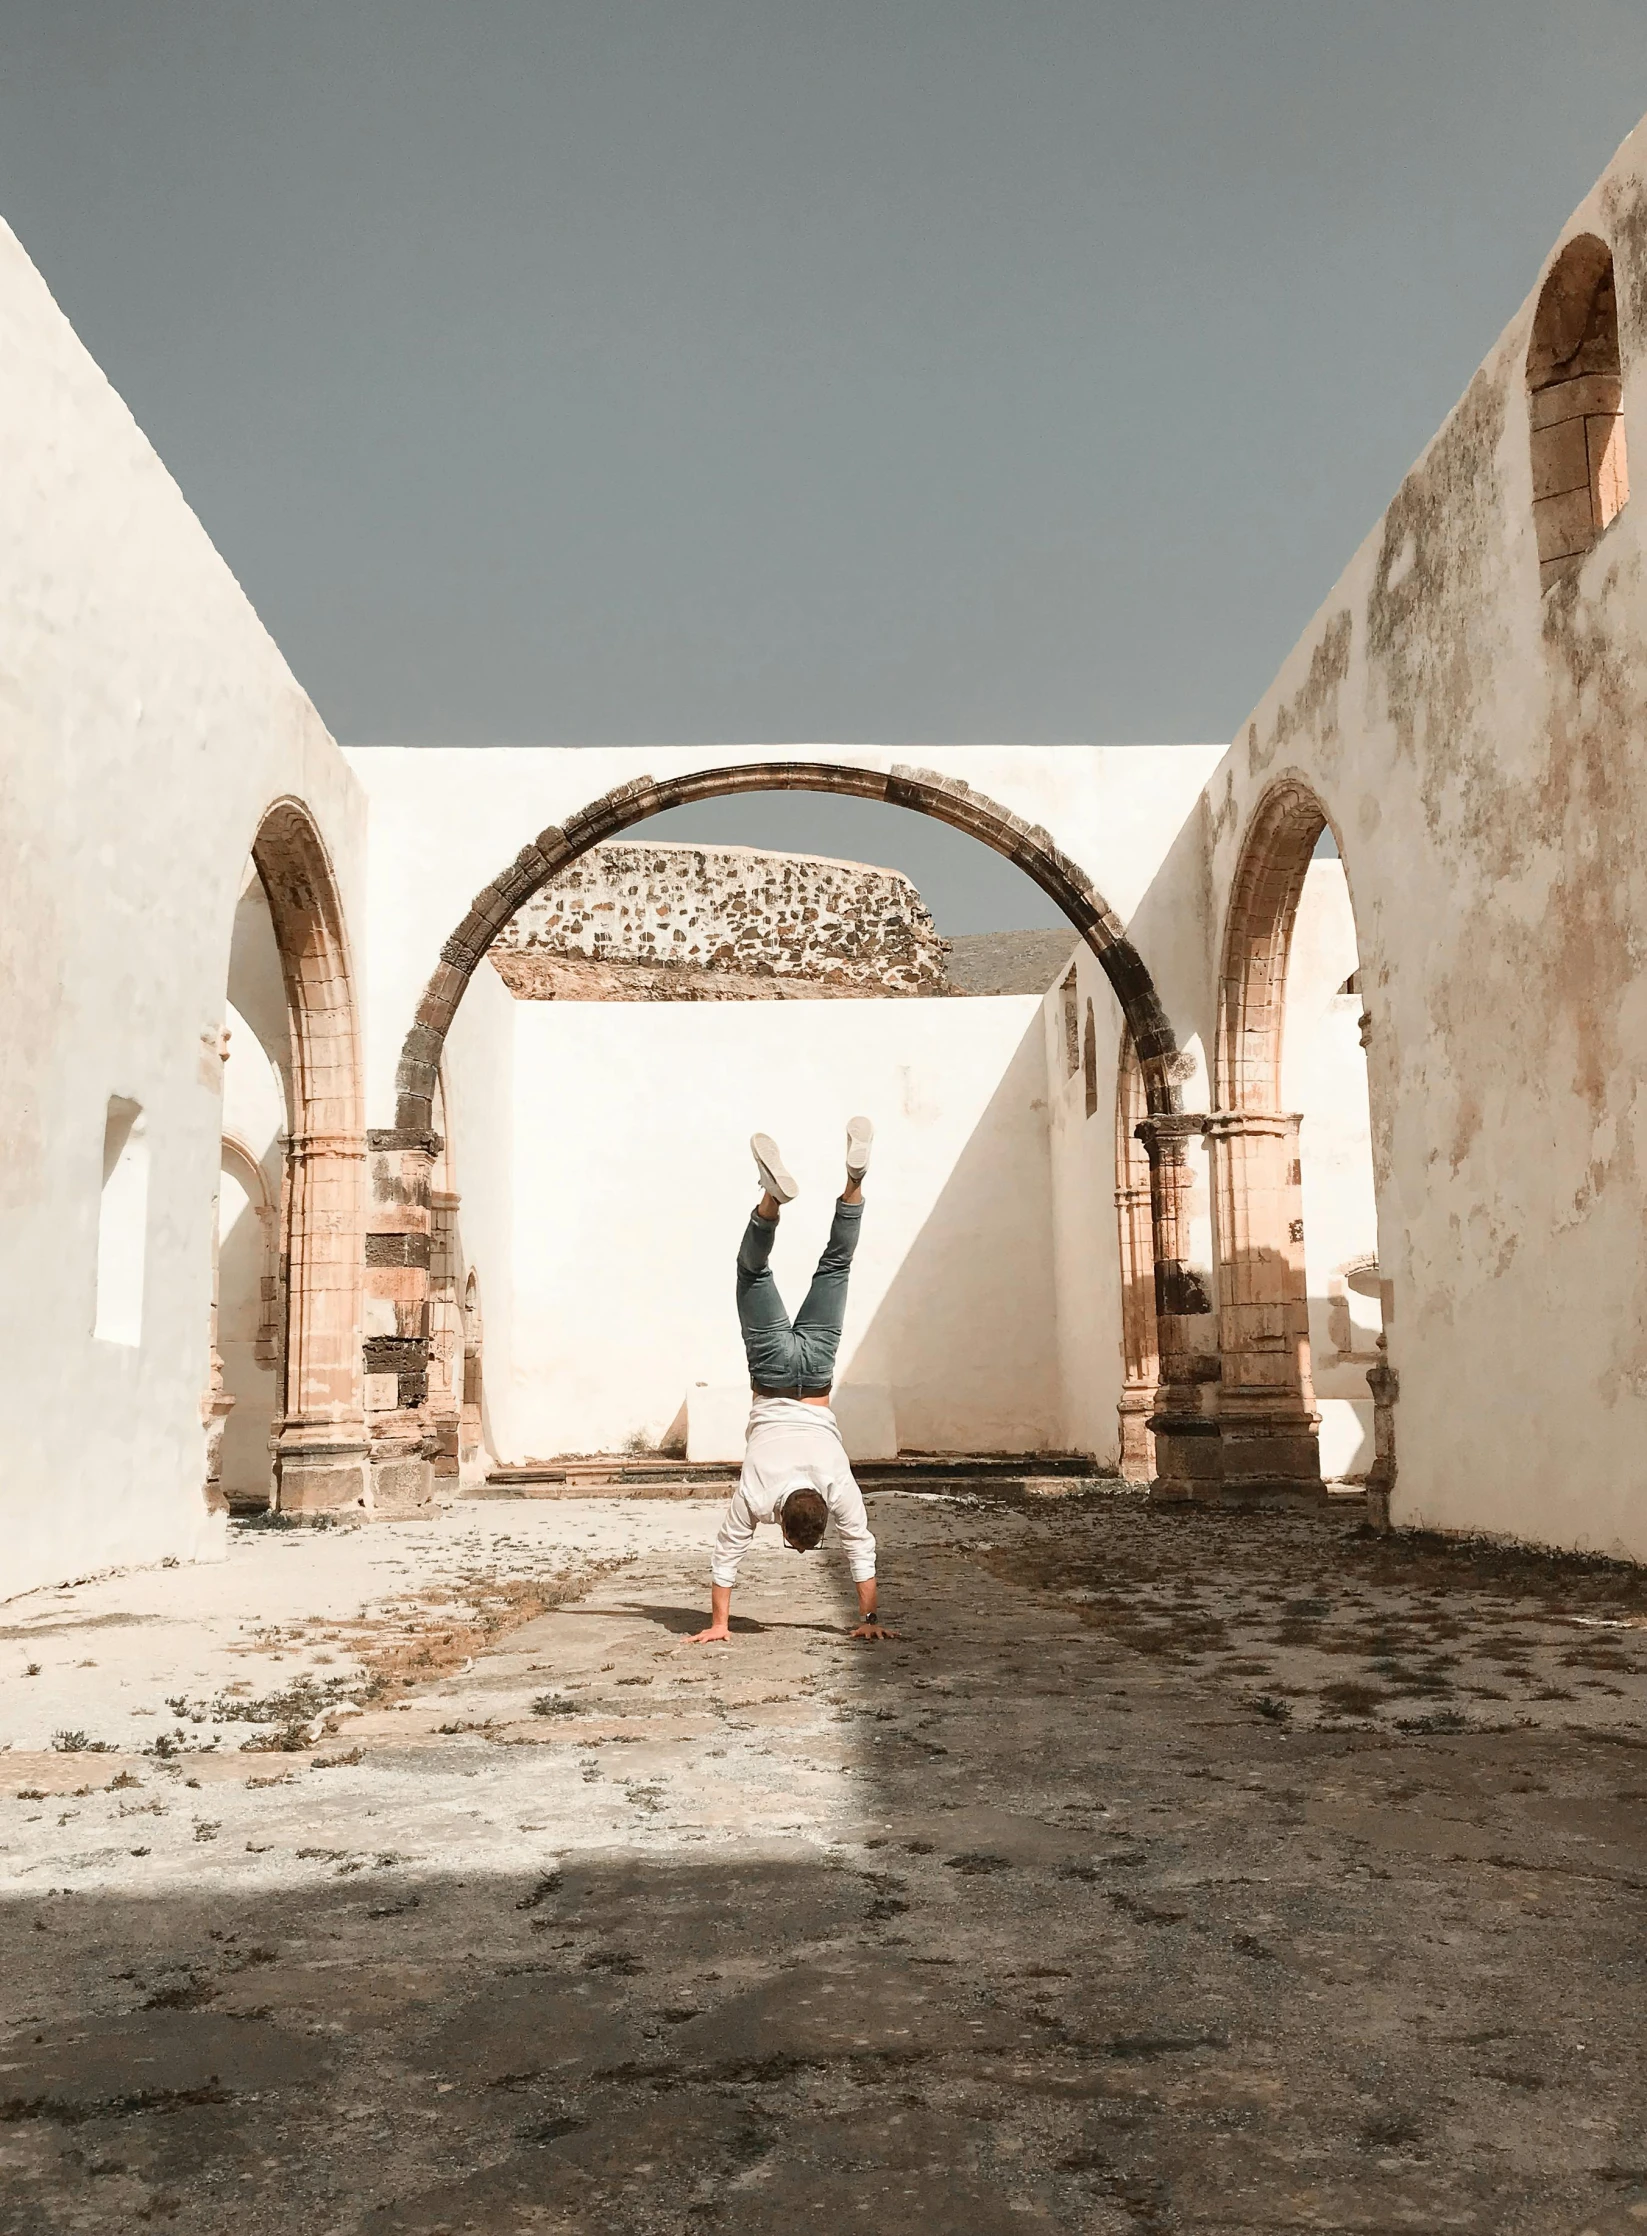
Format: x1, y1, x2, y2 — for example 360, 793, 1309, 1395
3, 1488, 1647, 2234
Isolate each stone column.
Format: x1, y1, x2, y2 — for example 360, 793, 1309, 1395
1114, 1167, 1158, 1483
275, 1128, 370, 1516
201, 1278, 234, 1518
1364, 1340, 1399, 1532
1136, 1115, 1222, 1502
362, 1129, 440, 1516
426, 1186, 464, 1500
1204, 1110, 1322, 1501
203, 1053, 235, 1515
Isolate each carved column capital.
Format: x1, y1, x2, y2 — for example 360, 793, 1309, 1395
1201, 1108, 1302, 1142
1134, 1112, 1206, 1163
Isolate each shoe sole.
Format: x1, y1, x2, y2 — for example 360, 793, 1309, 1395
751, 1133, 798, 1202
845, 1115, 874, 1179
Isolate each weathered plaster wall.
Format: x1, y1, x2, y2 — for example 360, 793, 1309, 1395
486, 995, 1060, 1461
497, 839, 947, 991
0, 220, 366, 1600
1168, 120, 1647, 1555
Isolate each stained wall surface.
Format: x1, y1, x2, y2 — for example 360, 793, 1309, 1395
0, 220, 366, 1601
1171, 121, 1647, 1556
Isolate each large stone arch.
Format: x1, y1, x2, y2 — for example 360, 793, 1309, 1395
370, 759, 1214, 1504
248, 798, 370, 1515
393, 761, 1184, 1132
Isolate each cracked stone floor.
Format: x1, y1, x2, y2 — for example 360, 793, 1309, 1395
3, 1487, 1647, 2233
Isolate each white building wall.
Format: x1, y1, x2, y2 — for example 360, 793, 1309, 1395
489, 992, 1060, 1462
0, 220, 366, 1601
1041, 944, 1119, 1464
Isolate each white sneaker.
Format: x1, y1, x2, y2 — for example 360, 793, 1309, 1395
845, 1115, 874, 1181
751, 1133, 798, 1203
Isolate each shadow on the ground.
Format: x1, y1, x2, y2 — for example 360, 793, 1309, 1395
557, 1601, 849, 1637
5, 1493, 1647, 2235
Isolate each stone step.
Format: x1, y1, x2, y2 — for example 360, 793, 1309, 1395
474, 1451, 1106, 1500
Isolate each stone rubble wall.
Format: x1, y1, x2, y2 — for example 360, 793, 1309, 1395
493, 840, 949, 993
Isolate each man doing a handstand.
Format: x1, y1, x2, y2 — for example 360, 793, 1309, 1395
689, 1118, 892, 1645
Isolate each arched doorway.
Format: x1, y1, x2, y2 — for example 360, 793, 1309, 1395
241, 801, 369, 1515
1210, 778, 1386, 1503
374, 761, 1212, 1502
213, 1132, 284, 1509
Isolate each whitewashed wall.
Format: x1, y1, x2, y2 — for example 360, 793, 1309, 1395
475, 991, 1060, 1461
0, 221, 366, 1601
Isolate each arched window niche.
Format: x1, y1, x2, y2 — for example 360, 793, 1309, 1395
1528, 232, 1629, 591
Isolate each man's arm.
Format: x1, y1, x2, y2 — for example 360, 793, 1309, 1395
689, 1581, 734, 1645
834, 1475, 895, 1639
689, 1490, 754, 1644
851, 1575, 895, 1640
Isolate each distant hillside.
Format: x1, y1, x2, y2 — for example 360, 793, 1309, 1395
945, 928, 1079, 996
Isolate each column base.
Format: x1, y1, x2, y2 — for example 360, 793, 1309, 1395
275, 1435, 372, 1519
201, 1390, 236, 1517
1215, 1395, 1324, 1507
429, 1409, 461, 1500
369, 1424, 440, 1518
1117, 1386, 1157, 1486
1148, 1414, 1223, 1503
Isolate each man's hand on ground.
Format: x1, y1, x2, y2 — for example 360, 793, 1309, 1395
689, 1584, 734, 1644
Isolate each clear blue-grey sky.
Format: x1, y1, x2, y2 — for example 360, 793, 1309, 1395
3, 3, 1643, 929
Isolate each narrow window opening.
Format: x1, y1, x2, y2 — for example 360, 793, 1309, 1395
1082, 1000, 1099, 1119
1528, 233, 1628, 591
1060, 968, 1080, 1078
94, 1096, 149, 1347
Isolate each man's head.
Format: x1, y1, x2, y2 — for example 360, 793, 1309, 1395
778, 1486, 829, 1553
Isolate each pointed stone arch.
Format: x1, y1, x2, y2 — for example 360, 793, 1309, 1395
1527, 232, 1628, 591
248, 798, 369, 1514
1210, 778, 1343, 1500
